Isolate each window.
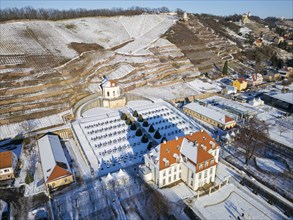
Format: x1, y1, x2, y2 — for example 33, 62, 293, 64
204, 170, 207, 178
4, 169, 9, 172
190, 181, 193, 187
163, 179, 166, 185
174, 167, 177, 172
107, 91, 110, 97
210, 168, 213, 174
169, 169, 171, 175
163, 171, 166, 177
198, 172, 202, 179
64, 178, 68, 182
199, 164, 203, 170
179, 172, 181, 178
168, 176, 171, 183
211, 159, 214, 165
205, 161, 208, 167
174, 174, 176, 180
191, 173, 194, 179
113, 91, 115, 96
179, 165, 181, 170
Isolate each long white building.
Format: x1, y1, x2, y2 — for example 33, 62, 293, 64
143, 130, 220, 190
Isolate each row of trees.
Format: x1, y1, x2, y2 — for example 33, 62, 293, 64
0, 6, 177, 22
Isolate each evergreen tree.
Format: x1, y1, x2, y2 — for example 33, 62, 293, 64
147, 142, 153, 150
130, 123, 137, 130
154, 130, 161, 139
25, 171, 34, 184
138, 114, 144, 122
223, 60, 228, 75
136, 128, 142, 136
121, 113, 127, 120
126, 118, 132, 125
133, 110, 138, 117
149, 125, 155, 133
141, 134, 148, 143
143, 120, 149, 127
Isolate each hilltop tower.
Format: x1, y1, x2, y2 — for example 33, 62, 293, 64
100, 76, 126, 108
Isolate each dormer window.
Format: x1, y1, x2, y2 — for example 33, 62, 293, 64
199, 163, 203, 170
205, 161, 209, 167
163, 158, 169, 167
210, 159, 214, 165
173, 153, 180, 163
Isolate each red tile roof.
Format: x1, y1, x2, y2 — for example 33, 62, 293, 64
0, 151, 13, 169
225, 115, 234, 123
158, 130, 219, 171
47, 165, 72, 183
159, 137, 184, 170
237, 78, 247, 83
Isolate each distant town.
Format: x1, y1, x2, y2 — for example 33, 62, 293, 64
0, 6, 292, 220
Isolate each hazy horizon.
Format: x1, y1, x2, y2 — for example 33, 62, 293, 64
1, 0, 293, 19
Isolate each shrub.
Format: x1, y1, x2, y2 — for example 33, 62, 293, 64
133, 110, 138, 117
136, 129, 142, 136
141, 134, 148, 143
138, 114, 144, 122
147, 142, 153, 150
149, 125, 155, 133
126, 118, 132, 125
161, 137, 168, 143
154, 130, 161, 139
121, 113, 127, 120
130, 123, 137, 130
143, 120, 149, 127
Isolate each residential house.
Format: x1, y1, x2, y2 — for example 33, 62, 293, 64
223, 85, 237, 95
233, 78, 248, 91
183, 102, 237, 130
142, 130, 220, 190
250, 98, 264, 107
38, 134, 74, 190
247, 73, 263, 87
254, 39, 263, 47
0, 151, 17, 181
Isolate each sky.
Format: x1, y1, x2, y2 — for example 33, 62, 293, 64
1, 0, 293, 19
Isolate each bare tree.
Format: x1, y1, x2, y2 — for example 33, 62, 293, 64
235, 118, 268, 165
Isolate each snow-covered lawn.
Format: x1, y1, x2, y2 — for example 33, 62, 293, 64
187, 79, 222, 93
193, 183, 287, 220
51, 166, 186, 219
72, 101, 200, 177
132, 82, 201, 100
256, 157, 287, 173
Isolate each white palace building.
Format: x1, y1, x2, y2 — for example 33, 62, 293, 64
142, 130, 220, 190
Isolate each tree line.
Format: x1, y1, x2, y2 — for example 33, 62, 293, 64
0, 6, 175, 22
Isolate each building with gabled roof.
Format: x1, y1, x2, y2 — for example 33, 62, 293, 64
183, 102, 236, 130
38, 134, 74, 190
143, 130, 220, 190
99, 76, 126, 108
233, 78, 247, 91
0, 151, 17, 181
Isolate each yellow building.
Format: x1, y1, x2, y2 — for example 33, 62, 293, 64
233, 78, 248, 91
183, 103, 237, 130
38, 134, 74, 190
